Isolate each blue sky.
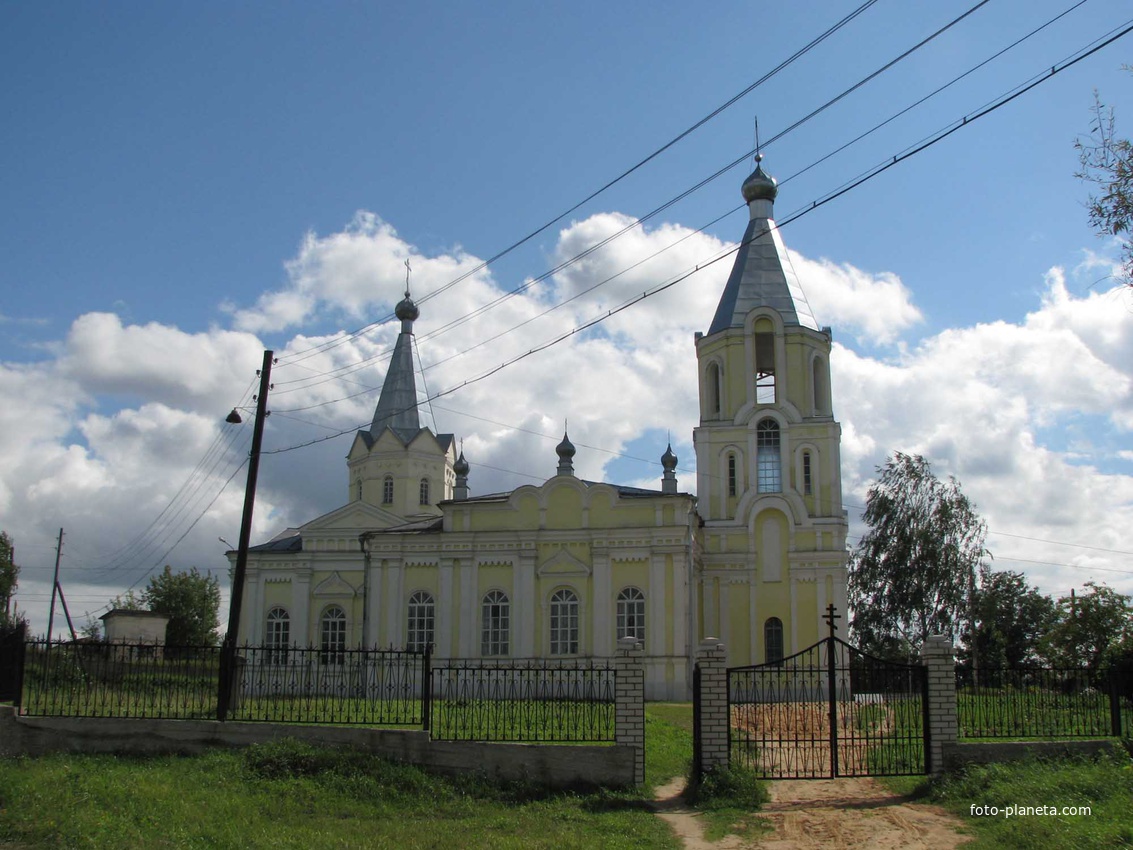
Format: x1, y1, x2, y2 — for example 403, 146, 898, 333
3, 1, 1132, 635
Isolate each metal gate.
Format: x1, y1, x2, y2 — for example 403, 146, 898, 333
728, 623, 928, 779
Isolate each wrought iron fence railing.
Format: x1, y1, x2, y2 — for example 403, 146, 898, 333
228, 644, 428, 726
429, 657, 616, 742
18, 638, 428, 727
20, 639, 222, 720
956, 664, 1132, 739
15, 640, 617, 743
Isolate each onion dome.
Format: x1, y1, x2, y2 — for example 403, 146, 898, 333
661, 443, 678, 472
395, 291, 419, 323
454, 450, 470, 476
556, 432, 576, 461
556, 431, 576, 476
741, 154, 778, 204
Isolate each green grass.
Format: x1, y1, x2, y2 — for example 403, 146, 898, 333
0, 705, 699, 849
684, 764, 771, 842
881, 749, 1133, 849
643, 703, 693, 790
0, 740, 679, 850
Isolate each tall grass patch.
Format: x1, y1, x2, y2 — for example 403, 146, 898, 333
922, 751, 1133, 849
0, 741, 678, 849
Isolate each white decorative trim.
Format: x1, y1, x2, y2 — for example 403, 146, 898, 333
312, 572, 358, 598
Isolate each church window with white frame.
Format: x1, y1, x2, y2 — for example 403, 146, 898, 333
481, 590, 510, 656
419, 477, 430, 506
265, 606, 289, 664
756, 419, 781, 493
549, 588, 579, 655
802, 450, 813, 496
727, 454, 737, 497
406, 590, 435, 652
616, 587, 645, 644
320, 605, 347, 664
382, 475, 394, 504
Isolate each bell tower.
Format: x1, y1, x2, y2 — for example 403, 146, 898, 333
346, 287, 456, 522
693, 154, 848, 664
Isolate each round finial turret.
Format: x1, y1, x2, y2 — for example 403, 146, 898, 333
454, 450, 470, 476
741, 154, 778, 204
556, 432, 576, 461
661, 443, 678, 472
395, 292, 419, 323
556, 430, 576, 476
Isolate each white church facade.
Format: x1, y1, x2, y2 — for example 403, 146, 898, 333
233, 154, 849, 699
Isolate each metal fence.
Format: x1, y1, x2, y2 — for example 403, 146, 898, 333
229, 644, 427, 726
15, 639, 616, 742
429, 657, 616, 742
957, 664, 1132, 739
20, 639, 221, 719
18, 638, 427, 726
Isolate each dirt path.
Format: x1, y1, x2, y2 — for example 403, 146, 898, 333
651, 776, 972, 850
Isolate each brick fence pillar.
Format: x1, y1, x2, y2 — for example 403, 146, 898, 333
696, 638, 729, 773
615, 636, 645, 785
919, 635, 957, 775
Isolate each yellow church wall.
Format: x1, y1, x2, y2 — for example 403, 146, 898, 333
756, 580, 790, 661
478, 565, 514, 598
403, 566, 438, 598
590, 498, 655, 528
726, 534, 749, 553
263, 582, 290, 609
609, 560, 648, 598
794, 580, 819, 647
728, 587, 752, 666
545, 487, 583, 530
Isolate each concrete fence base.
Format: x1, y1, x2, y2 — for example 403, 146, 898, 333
0, 705, 636, 789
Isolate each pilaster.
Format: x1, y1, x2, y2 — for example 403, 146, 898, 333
920, 635, 956, 775
695, 638, 729, 773
614, 636, 645, 785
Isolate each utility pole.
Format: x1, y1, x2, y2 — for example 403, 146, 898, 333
217, 349, 273, 720
55, 582, 78, 641
46, 528, 63, 640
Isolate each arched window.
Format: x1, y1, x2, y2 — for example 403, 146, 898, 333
616, 587, 645, 644
727, 454, 737, 497
706, 362, 721, 417
356, 479, 363, 501
765, 617, 784, 663
406, 591, 435, 652
802, 450, 813, 496
382, 475, 394, 505
755, 331, 776, 403
481, 590, 510, 656
756, 419, 781, 493
320, 605, 347, 665
419, 477, 430, 506
549, 588, 579, 655
266, 606, 290, 664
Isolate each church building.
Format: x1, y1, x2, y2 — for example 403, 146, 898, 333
233, 154, 849, 699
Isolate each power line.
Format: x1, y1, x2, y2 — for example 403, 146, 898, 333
274, 0, 883, 370
261, 19, 1133, 458
266, 0, 1073, 406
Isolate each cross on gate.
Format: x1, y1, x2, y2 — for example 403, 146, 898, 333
824, 603, 841, 639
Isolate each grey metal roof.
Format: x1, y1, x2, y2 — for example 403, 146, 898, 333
248, 528, 303, 553
707, 210, 819, 336
448, 480, 689, 505
370, 327, 420, 438
364, 516, 444, 535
